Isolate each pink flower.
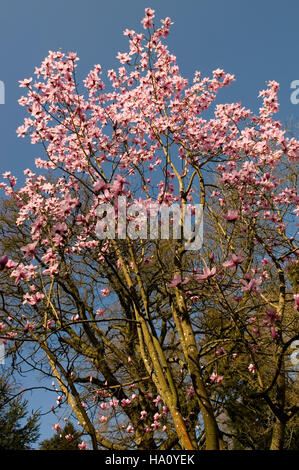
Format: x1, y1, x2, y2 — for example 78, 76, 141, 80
240, 278, 262, 293
153, 395, 162, 406
109, 398, 119, 409
151, 421, 161, 430
126, 425, 134, 434
19, 78, 32, 87
222, 252, 245, 269
140, 410, 148, 420
196, 266, 216, 281
263, 308, 279, 325
99, 415, 108, 423
248, 363, 255, 374
0, 255, 8, 270
121, 398, 132, 407
78, 441, 87, 450
100, 403, 109, 410
116, 52, 131, 64
11, 263, 37, 285
216, 347, 225, 356
167, 274, 189, 287
141, 8, 155, 29
100, 288, 110, 297
53, 423, 62, 432
96, 308, 104, 317
209, 372, 223, 384
52, 222, 67, 236
270, 327, 279, 340
223, 210, 239, 221
23, 292, 44, 306
23, 320, 35, 332
42, 262, 59, 276
93, 180, 107, 193
20, 242, 38, 259
5, 259, 17, 269
294, 294, 299, 311
65, 434, 73, 441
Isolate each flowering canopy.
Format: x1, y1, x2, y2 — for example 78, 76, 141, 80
0, 8, 298, 451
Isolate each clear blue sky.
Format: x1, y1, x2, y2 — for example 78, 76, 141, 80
1, 0, 299, 446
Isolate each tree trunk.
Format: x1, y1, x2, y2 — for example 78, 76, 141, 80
270, 419, 286, 450
270, 359, 286, 450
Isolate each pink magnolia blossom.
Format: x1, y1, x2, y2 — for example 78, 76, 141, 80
52, 222, 67, 236
140, 410, 148, 420
196, 266, 216, 281
270, 327, 279, 340
53, 423, 62, 432
121, 398, 132, 407
23, 292, 44, 306
151, 421, 161, 430
19, 78, 32, 88
216, 347, 225, 356
0, 8, 297, 449
5, 259, 17, 269
23, 320, 35, 332
223, 210, 239, 221
167, 274, 189, 287
99, 415, 108, 423
78, 441, 87, 450
10, 263, 36, 284
222, 252, 245, 269
109, 398, 119, 409
209, 372, 224, 384
100, 403, 109, 410
0, 255, 8, 270
42, 262, 59, 276
100, 288, 110, 297
240, 277, 262, 293
263, 308, 279, 325
153, 395, 162, 406
20, 242, 38, 259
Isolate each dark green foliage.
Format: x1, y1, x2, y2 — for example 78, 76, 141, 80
39, 422, 82, 450
0, 377, 40, 450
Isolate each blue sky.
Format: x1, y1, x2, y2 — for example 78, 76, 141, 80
1, 0, 299, 446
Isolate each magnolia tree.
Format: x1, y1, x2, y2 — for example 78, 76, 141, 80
0, 8, 298, 450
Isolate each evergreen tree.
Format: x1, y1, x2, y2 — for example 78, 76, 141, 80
39, 422, 82, 450
0, 377, 40, 450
